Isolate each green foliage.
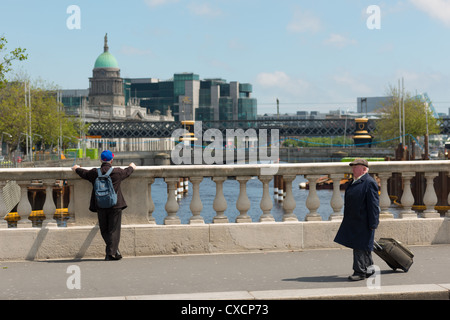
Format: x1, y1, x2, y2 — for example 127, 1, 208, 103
374, 85, 440, 147
0, 80, 84, 152
282, 136, 354, 147
0, 36, 28, 88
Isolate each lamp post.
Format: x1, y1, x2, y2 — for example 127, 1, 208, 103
424, 102, 429, 160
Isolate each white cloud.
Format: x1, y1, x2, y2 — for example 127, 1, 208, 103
332, 73, 372, 95
256, 71, 310, 94
188, 2, 222, 17
255, 71, 319, 109
410, 0, 450, 26
324, 33, 357, 48
394, 69, 445, 91
144, 0, 179, 8
287, 8, 322, 33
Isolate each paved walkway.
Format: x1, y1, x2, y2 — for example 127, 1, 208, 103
1, 244, 450, 300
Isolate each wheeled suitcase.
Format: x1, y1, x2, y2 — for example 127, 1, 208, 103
373, 238, 414, 272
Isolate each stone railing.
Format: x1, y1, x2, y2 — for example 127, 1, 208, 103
0, 160, 449, 228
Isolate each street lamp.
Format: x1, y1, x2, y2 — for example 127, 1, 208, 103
424, 102, 429, 160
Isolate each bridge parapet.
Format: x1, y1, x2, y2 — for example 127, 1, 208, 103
1, 161, 449, 228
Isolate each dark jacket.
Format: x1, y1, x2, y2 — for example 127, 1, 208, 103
75, 162, 134, 212
334, 173, 380, 251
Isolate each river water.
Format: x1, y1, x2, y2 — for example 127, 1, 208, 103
150, 176, 401, 225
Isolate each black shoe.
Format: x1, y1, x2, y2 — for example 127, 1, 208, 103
365, 270, 375, 278
105, 253, 121, 261
348, 274, 365, 281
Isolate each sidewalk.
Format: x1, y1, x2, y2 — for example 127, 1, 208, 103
1, 244, 450, 300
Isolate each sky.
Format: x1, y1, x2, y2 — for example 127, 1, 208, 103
2, 0, 450, 116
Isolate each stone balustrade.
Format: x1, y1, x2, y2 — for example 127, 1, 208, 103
1, 160, 449, 228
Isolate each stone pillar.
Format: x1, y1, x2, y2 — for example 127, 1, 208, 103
0, 182, 8, 228
282, 175, 297, 221
147, 178, 156, 224
164, 177, 181, 225
400, 172, 417, 219
42, 179, 57, 227
378, 173, 394, 219
305, 175, 322, 221
447, 171, 450, 218
236, 176, 252, 223
258, 175, 274, 222
189, 177, 204, 224
421, 172, 440, 218
213, 176, 228, 223
329, 174, 343, 221
16, 181, 32, 227
72, 179, 97, 225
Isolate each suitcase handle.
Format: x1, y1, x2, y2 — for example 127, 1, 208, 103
373, 240, 382, 251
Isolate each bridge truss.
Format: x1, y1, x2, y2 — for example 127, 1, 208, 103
87, 118, 449, 139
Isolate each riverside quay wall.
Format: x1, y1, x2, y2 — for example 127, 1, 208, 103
0, 161, 449, 261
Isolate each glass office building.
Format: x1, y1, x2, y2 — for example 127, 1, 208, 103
125, 73, 257, 122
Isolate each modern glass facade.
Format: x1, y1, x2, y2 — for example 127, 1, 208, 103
126, 74, 257, 122
238, 99, 257, 121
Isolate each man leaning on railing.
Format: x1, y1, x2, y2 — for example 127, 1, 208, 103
71, 150, 136, 261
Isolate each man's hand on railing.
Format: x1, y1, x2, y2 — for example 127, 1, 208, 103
129, 162, 137, 170
71, 165, 80, 172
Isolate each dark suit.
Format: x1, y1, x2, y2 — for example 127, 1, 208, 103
75, 162, 134, 256
334, 173, 380, 275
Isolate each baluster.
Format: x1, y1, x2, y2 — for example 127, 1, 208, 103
378, 173, 394, 219
236, 176, 252, 223
189, 177, 204, 224
282, 175, 297, 221
164, 177, 181, 225
305, 175, 322, 221
213, 176, 228, 223
329, 174, 343, 221
258, 175, 274, 222
0, 182, 8, 228
42, 179, 57, 227
147, 178, 156, 224
421, 172, 440, 218
16, 181, 32, 227
400, 172, 417, 219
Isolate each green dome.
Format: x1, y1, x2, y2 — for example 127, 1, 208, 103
94, 51, 119, 69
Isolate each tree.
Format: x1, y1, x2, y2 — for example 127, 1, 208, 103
374, 85, 440, 147
0, 79, 81, 155
0, 36, 27, 88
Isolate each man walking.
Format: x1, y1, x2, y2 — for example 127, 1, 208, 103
72, 150, 136, 261
334, 158, 380, 281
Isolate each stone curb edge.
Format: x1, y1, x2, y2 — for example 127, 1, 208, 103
62, 283, 450, 300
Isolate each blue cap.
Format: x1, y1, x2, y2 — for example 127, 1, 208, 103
101, 150, 114, 161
